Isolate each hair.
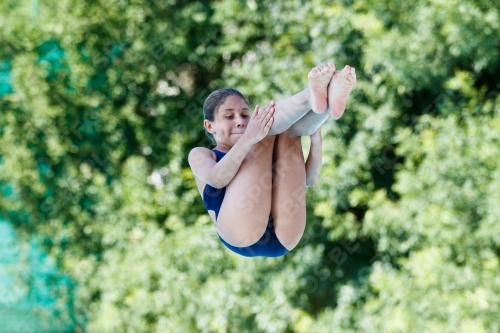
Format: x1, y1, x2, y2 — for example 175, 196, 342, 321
203, 88, 249, 145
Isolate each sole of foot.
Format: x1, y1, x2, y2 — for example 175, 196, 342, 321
308, 62, 336, 114
327, 65, 356, 119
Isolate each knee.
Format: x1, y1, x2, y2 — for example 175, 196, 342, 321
276, 232, 302, 252
217, 221, 268, 248
274, 220, 306, 251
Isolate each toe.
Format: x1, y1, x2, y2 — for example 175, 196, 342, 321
337, 65, 351, 77
349, 68, 356, 79
322, 64, 334, 75
309, 68, 319, 77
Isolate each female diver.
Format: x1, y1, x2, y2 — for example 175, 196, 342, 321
188, 63, 356, 257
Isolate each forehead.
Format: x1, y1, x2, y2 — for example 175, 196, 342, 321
219, 95, 249, 110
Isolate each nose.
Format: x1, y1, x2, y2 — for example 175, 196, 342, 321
236, 116, 246, 127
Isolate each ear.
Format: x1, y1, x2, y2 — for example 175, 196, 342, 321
204, 119, 216, 135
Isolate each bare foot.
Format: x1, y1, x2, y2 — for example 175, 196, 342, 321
327, 65, 356, 119
308, 63, 336, 114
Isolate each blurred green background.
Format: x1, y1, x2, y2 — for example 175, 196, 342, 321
1, 0, 499, 332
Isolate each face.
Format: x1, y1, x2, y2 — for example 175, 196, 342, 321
204, 95, 250, 148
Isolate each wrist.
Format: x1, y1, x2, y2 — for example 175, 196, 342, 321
239, 132, 257, 147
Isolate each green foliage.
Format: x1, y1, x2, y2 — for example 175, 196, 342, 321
1, 0, 499, 331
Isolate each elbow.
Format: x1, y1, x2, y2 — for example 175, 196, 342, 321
207, 179, 225, 189
206, 174, 227, 189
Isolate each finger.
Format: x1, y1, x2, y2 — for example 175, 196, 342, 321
256, 105, 268, 120
262, 100, 274, 114
258, 105, 268, 117
259, 107, 274, 124
265, 116, 274, 129
264, 100, 274, 109
252, 105, 259, 118
266, 107, 275, 119
268, 107, 275, 117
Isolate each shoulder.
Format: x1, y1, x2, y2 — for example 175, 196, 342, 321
188, 147, 219, 183
188, 147, 216, 166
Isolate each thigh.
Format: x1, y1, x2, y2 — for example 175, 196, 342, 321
216, 136, 276, 247
271, 131, 307, 251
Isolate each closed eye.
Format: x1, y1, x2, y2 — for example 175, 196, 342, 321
223, 113, 248, 119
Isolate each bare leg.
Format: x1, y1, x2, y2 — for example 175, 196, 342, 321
266, 88, 311, 135
309, 62, 336, 113
328, 65, 357, 119
266, 64, 335, 135
271, 130, 307, 251
216, 64, 352, 248
287, 109, 329, 137
216, 136, 276, 247
287, 66, 357, 136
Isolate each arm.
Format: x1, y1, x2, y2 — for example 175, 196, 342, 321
189, 102, 275, 189
188, 135, 254, 189
305, 128, 322, 187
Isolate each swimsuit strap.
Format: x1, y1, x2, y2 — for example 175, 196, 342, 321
212, 149, 226, 162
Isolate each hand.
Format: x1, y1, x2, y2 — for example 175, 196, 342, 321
310, 127, 322, 145
243, 100, 275, 144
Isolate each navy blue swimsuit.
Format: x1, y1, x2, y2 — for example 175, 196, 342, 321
202, 150, 289, 258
